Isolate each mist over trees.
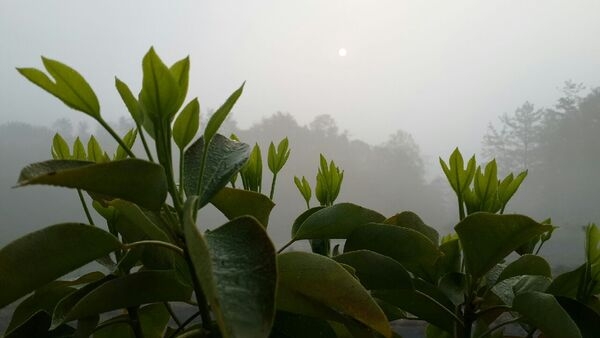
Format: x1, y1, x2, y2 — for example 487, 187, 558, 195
3, 80, 600, 268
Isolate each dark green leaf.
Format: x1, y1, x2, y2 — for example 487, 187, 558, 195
547, 264, 585, 298
436, 238, 461, 279
344, 223, 442, 281
93, 303, 170, 338
51, 270, 191, 327
204, 82, 244, 145
455, 213, 553, 280
139, 47, 181, 121
497, 254, 552, 283
210, 187, 275, 227
555, 296, 600, 338
292, 203, 385, 240
18, 57, 100, 118
291, 206, 325, 239
173, 98, 200, 150
491, 275, 552, 306
513, 292, 582, 338
333, 250, 413, 290
0, 224, 121, 307
384, 211, 439, 245
183, 198, 277, 338
271, 311, 336, 338
17, 159, 167, 210
183, 134, 250, 208
438, 272, 466, 306
278, 251, 392, 338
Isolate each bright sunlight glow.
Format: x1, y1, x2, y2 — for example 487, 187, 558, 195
338, 48, 347, 57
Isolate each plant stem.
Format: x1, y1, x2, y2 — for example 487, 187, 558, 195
98, 119, 136, 158
179, 149, 185, 200
414, 290, 464, 327
164, 302, 182, 327
127, 306, 144, 338
277, 240, 294, 254
77, 189, 95, 226
458, 195, 465, 220
137, 127, 155, 162
182, 249, 213, 335
168, 310, 202, 338
475, 305, 511, 317
123, 240, 184, 256
269, 173, 277, 200
475, 316, 523, 338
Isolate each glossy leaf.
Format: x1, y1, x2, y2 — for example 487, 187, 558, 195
292, 203, 385, 240
183, 134, 250, 208
210, 187, 275, 227
455, 212, 553, 280
384, 211, 439, 245
139, 47, 181, 121
492, 275, 552, 306
497, 254, 552, 283
345, 223, 441, 280
332, 250, 413, 290
183, 198, 277, 338
17, 159, 167, 210
115, 77, 144, 125
513, 291, 582, 338
291, 206, 325, 238
17, 57, 100, 118
278, 251, 392, 338
0, 223, 121, 307
173, 98, 200, 150
204, 82, 244, 145
51, 270, 191, 327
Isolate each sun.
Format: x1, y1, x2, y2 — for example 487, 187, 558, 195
338, 48, 347, 57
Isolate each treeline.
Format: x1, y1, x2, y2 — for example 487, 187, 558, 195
0, 114, 449, 250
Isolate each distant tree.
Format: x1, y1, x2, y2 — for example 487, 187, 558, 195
482, 101, 545, 172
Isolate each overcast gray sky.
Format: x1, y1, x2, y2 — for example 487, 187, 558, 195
2, 0, 600, 169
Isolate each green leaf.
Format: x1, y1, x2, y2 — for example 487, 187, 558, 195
373, 280, 457, 334
497, 254, 552, 283
173, 98, 200, 150
384, 211, 439, 245
93, 305, 170, 338
114, 128, 137, 160
291, 206, 325, 238
344, 223, 442, 281
0, 224, 121, 307
210, 187, 275, 227
17, 159, 167, 210
204, 82, 245, 145
115, 77, 144, 125
586, 223, 600, 275
436, 238, 461, 279
240, 143, 263, 192
332, 250, 413, 290
18, 57, 101, 118
139, 47, 181, 122
5, 285, 75, 336
183, 134, 250, 208
439, 148, 476, 198
498, 170, 527, 210
72, 137, 86, 160
491, 275, 552, 306
547, 264, 586, 298
555, 296, 600, 338
271, 311, 336, 338
169, 56, 191, 112
455, 212, 553, 280
292, 203, 385, 240
473, 160, 500, 212
294, 176, 312, 206
51, 133, 70, 159
268, 138, 291, 174
513, 292, 582, 338
277, 251, 392, 338
183, 198, 277, 338
51, 270, 191, 327
87, 136, 105, 163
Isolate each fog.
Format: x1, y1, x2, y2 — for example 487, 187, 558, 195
2, 1, 600, 270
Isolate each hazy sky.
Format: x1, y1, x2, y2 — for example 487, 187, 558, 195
2, 0, 600, 167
